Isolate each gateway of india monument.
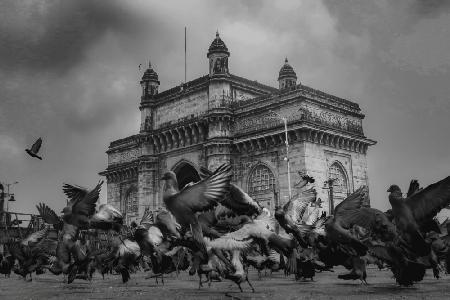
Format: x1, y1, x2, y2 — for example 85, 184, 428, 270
99, 32, 376, 224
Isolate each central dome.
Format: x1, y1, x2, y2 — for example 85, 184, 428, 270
207, 31, 230, 57
141, 62, 159, 83
278, 58, 297, 81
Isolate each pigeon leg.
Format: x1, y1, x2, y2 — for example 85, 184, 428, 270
246, 277, 255, 293
198, 274, 203, 289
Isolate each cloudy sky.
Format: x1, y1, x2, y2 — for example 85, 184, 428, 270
1, 0, 450, 217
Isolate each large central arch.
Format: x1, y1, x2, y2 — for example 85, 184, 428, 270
172, 161, 201, 190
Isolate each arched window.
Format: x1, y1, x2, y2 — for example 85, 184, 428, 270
125, 188, 138, 216
248, 164, 276, 194
328, 162, 349, 201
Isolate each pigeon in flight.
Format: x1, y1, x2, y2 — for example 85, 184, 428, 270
25, 137, 43, 160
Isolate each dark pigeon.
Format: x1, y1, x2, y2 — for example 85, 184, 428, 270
25, 137, 43, 160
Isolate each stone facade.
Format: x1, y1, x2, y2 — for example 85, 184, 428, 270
99, 32, 376, 224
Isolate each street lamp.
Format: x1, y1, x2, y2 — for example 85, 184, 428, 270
323, 178, 337, 215
2, 181, 19, 213
269, 111, 292, 200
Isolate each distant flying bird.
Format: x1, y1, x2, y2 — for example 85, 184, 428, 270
25, 137, 43, 160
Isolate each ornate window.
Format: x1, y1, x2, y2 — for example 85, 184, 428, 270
248, 164, 276, 194
328, 162, 349, 200
125, 188, 138, 216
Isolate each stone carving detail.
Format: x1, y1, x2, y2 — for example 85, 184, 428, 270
109, 148, 140, 165
298, 106, 362, 134
234, 105, 363, 135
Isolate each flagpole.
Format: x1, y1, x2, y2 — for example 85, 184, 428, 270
184, 27, 187, 83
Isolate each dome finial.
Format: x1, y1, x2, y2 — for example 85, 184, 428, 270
148, 59, 152, 69
216, 30, 219, 38
285, 57, 288, 64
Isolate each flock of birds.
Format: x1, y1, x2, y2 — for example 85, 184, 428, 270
2, 161, 450, 294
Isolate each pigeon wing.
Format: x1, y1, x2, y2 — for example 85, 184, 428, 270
407, 180, 421, 197
140, 207, 154, 227
406, 176, 450, 223
30, 137, 42, 154
173, 164, 232, 213
334, 186, 370, 220
283, 187, 316, 222
63, 183, 88, 206
21, 227, 49, 246
71, 181, 103, 217
200, 166, 261, 216
36, 203, 61, 225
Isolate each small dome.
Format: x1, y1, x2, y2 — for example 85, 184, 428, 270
141, 62, 159, 83
278, 58, 297, 81
207, 31, 230, 57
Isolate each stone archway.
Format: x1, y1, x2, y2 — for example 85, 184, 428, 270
172, 161, 201, 190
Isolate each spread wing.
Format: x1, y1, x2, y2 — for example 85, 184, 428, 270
172, 164, 232, 213
140, 207, 154, 227
334, 186, 370, 220
406, 176, 450, 223
67, 181, 103, 217
63, 183, 88, 206
407, 180, 421, 197
31, 137, 42, 153
36, 203, 61, 225
200, 166, 261, 216
283, 187, 316, 223
21, 227, 49, 246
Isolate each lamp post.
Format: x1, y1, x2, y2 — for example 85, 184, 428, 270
269, 111, 292, 200
2, 181, 18, 213
323, 178, 336, 215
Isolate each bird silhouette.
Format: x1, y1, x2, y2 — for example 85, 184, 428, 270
25, 137, 43, 160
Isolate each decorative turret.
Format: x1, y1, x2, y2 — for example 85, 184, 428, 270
139, 61, 159, 133
140, 61, 160, 97
207, 31, 230, 76
278, 58, 298, 89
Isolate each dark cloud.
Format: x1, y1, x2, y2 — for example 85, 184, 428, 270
411, 0, 450, 17
0, 0, 144, 74
1, 0, 449, 218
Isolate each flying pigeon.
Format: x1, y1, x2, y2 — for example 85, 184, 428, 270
25, 137, 43, 160
387, 176, 450, 256
161, 164, 232, 256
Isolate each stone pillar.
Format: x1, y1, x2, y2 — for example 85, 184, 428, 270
138, 158, 159, 218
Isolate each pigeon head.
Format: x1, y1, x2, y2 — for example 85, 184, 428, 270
387, 185, 401, 193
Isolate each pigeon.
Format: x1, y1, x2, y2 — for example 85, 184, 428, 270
25, 137, 43, 160
161, 164, 232, 256
387, 176, 450, 256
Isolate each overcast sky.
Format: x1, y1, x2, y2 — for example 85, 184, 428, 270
1, 0, 450, 218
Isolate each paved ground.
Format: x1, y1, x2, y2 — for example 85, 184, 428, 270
1, 267, 449, 300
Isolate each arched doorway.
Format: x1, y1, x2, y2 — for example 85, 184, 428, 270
173, 162, 201, 190
328, 161, 349, 209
